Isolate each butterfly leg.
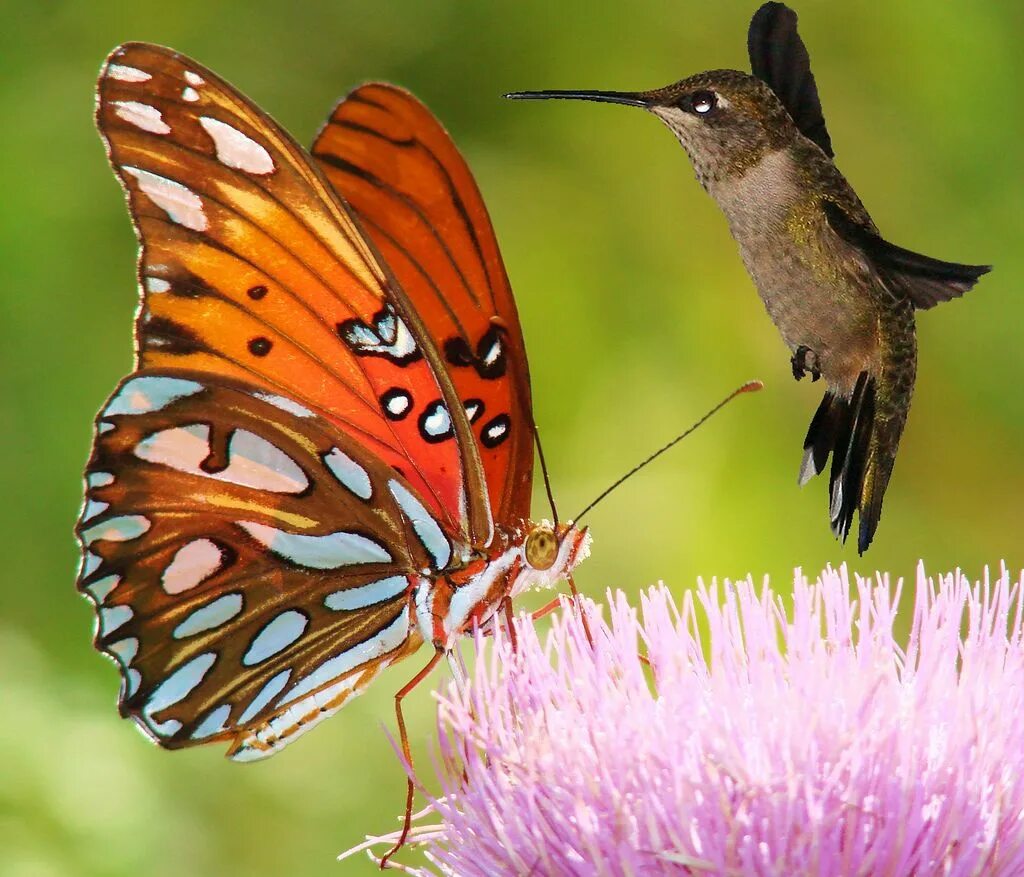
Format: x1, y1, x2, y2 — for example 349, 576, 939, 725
380, 647, 444, 870
529, 596, 563, 621
501, 597, 519, 652
525, 577, 594, 645
566, 572, 594, 647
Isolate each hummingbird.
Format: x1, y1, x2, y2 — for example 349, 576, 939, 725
506, 2, 990, 553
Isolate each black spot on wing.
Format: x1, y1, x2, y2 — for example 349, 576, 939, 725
480, 413, 510, 449
141, 316, 207, 355
248, 337, 272, 357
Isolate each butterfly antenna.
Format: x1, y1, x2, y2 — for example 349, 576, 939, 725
534, 422, 560, 527
573, 381, 763, 523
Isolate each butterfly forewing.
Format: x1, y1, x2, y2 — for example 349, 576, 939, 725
311, 84, 534, 525
97, 44, 479, 537
77, 372, 449, 755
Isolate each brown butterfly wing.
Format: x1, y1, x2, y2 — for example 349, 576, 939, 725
78, 372, 439, 758
311, 84, 534, 528
96, 44, 490, 543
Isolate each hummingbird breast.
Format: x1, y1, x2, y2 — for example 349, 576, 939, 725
709, 147, 883, 395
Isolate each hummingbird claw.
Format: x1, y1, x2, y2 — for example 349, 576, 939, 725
791, 345, 821, 382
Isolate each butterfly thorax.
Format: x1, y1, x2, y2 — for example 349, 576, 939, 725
415, 522, 591, 651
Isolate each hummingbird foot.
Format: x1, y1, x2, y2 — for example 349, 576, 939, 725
791, 346, 821, 382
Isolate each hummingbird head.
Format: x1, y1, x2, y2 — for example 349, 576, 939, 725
507, 70, 797, 191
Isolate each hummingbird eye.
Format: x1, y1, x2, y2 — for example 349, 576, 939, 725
690, 90, 717, 115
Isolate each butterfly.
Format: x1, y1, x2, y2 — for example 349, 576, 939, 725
77, 43, 590, 768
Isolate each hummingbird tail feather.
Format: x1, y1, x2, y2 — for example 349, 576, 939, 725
801, 372, 891, 553
857, 400, 907, 554
799, 390, 843, 486
829, 373, 876, 549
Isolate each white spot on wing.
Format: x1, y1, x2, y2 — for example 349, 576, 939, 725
113, 101, 171, 134
125, 668, 142, 698
192, 703, 231, 740
253, 392, 314, 418
385, 392, 410, 417
173, 592, 244, 639
485, 420, 508, 442
135, 423, 210, 471
82, 515, 150, 545
81, 551, 102, 578
182, 87, 199, 102
199, 117, 275, 175
242, 611, 308, 666
81, 499, 109, 522
184, 70, 205, 86
108, 637, 139, 666
421, 404, 452, 438
229, 672, 369, 761
388, 480, 451, 569
88, 471, 115, 488
150, 717, 182, 737
85, 575, 120, 604
324, 576, 408, 612
279, 611, 410, 706
223, 430, 308, 492
238, 669, 292, 723
143, 652, 217, 735
107, 64, 151, 82
105, 376, 203, 416
134, 425, 308, 494
99, 604, 133, 636
483, 337, 502, 366
162, 538, 224, 594
146, 277, 171, 293
123, 166, 208, 231
343, 311, 418, 360
323, 448, 372, 499
237, 522, 391, 569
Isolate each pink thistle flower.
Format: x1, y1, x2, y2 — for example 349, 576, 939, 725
354, 564, 1024, 876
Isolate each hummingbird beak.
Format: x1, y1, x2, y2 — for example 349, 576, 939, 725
504, 89, 650, 108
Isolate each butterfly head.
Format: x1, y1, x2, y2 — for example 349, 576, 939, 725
425, 522, 591, 650
524, 520, 589, 581
512, 520, 591, 598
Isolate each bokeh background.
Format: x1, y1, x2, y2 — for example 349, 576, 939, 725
2, 1, 1021, 874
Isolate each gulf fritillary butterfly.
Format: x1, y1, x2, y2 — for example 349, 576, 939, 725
77, 43, 590, 768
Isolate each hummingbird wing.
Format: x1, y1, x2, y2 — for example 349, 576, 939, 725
822, 201, 992, 309
747, 3, 834, 158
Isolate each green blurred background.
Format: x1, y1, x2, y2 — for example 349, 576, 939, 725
2, 1, 1021, 874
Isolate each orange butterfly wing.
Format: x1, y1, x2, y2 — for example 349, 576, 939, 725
96, 45, 489, 542
311, 84, 534, 527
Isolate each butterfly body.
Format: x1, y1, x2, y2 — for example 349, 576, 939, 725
79, 44, 587, 761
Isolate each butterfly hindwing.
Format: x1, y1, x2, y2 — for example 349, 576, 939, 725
311, 84, 535, 526
77, 372, 454, 757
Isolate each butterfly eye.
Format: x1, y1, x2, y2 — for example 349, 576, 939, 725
691, 91, 717, 115
525, 526, 558, 571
